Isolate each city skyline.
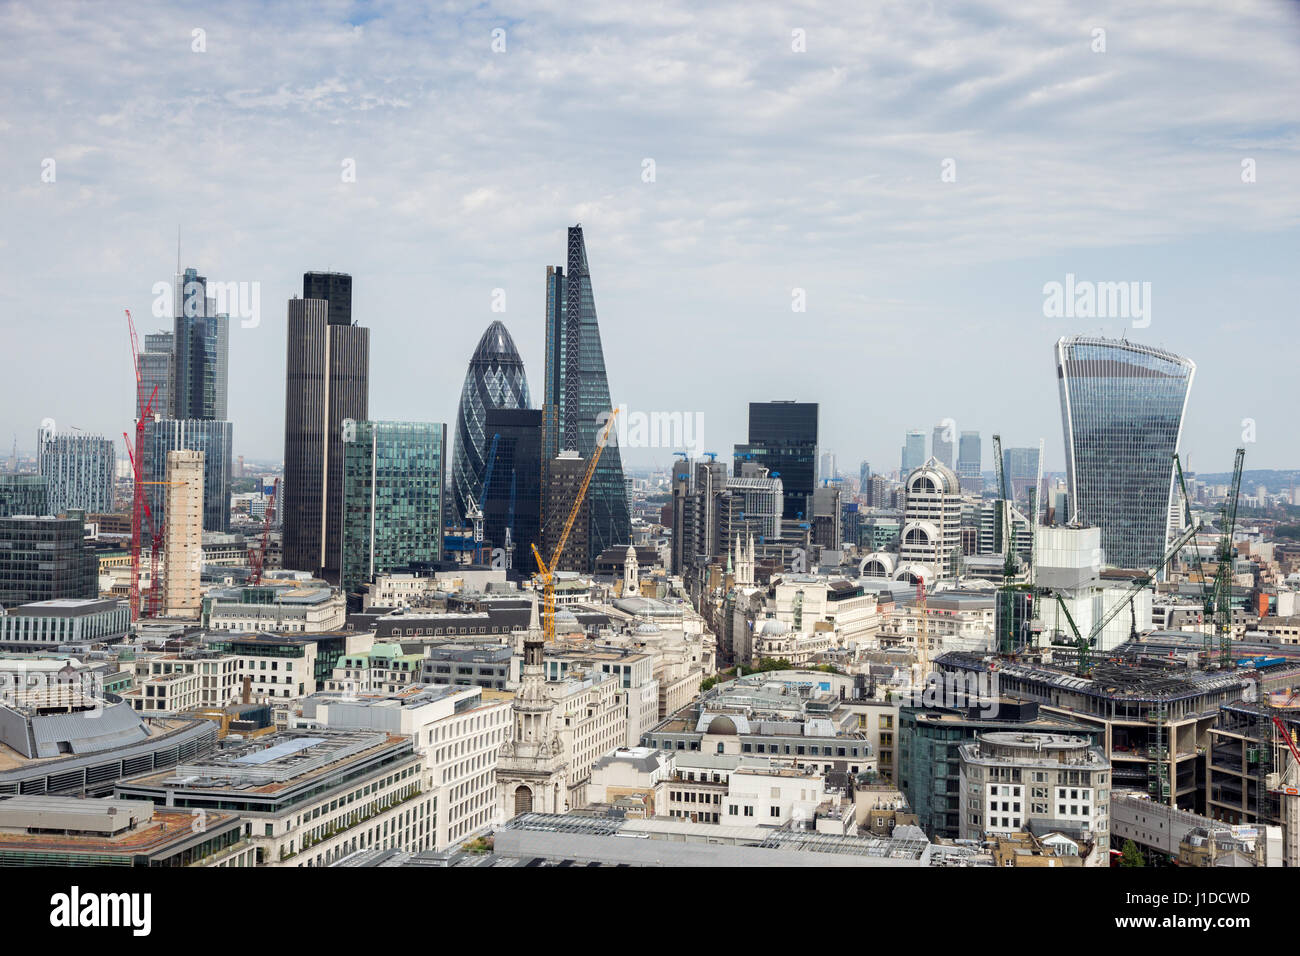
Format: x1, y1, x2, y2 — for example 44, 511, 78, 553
1, 2, 1297, 475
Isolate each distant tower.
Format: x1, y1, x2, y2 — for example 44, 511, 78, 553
624, 544, 639, 595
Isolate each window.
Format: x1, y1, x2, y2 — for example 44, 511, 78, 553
770, 806, 780, 817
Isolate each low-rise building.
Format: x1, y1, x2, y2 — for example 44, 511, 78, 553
958, 731, 1111, 866
0, 599, 130, 651
0, 795, 253, 867
114, 729, 433, 867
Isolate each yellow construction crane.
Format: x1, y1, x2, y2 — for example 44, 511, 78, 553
530, 408, 619, 643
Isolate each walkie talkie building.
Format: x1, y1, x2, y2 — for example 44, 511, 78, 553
1055, 336, 1195, 571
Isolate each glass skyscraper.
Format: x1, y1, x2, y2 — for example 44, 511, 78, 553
144, 419, 233, 533
138, 330, 174, 419
541, 226, 631, 568
451, 320, 531, 526
482, 408, 542, 570
957, 431, 982, 492
341, 421, 445, 593
901, 429, 927, 476
172, 268, 229, 421
1056, 335, 1195, 570
734, 402, 818, 522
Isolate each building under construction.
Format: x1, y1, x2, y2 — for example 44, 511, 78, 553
934, 649, 1300, 814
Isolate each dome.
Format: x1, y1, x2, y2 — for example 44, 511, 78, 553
634, 621, 661, 634
706, 716, 738, 735
759, 618, 791, 636
906, 458, 961, 496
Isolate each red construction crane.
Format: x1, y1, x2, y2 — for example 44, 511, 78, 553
123, 308, 160, 621
248, 478, 279, 585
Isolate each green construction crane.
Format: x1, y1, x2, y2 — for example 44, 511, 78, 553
1173, 453, 1214, 648
1052, 521, 1200, 675
1213, 448, 1246, 667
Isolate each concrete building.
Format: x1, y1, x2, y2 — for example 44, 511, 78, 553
898, 698, 1099, 839
202, 582, 347, 633
495, 635, 629, 819
492, 811, 930, 867
298, 684, 512, 850
0, 795, 252, 867
115, 729, 431, 866
0, 598, 130, 650
958, 731, 1111, 865
163, 449, 204, 618
900, 460, 963, 580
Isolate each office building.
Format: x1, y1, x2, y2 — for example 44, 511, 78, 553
718, 465, 784, 550
0, 475, 48, 518
171, 267, 229, 421
36, 429, 114, 515
114, 729, 433, 866
541, 451, 590, 573
898, 699, 1099, 839
0, 598, 129, 650
1056, 335, 1195, 570
0, 796, 250, 867
734, 401, 818, 522
1001, 445, 1042, 504
931, 424, 954, 470
542, 226, 631, 566
143, 419, 232, 533
451, 320, 532, 529
482, 408, 542, 570
0, 514, 97, 607
163, 450, 204, 618
819, 450, 837, 483
300, 683, 512, 849
137, 330, 174, 419
900, 429, 926, 476
958, 732, 1111, 865
283, 274, 370, 581
956, 431, 982, 493
340, 421, 446, 593
302, 271, 352, 327
899, 460, 963, 580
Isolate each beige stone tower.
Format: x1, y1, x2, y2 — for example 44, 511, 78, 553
163, 450, 204, 618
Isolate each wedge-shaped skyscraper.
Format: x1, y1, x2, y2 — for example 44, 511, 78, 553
1055, 335, 1195, 571
452, 320, 532, 527
542, 226, 631, 569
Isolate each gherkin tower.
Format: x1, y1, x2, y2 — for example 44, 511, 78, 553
452, 321, 532, 526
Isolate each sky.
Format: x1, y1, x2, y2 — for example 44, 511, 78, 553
1, 0, 1298, 478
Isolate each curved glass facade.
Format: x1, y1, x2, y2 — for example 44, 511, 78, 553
1056, 336, 1195, 570
451, 321, 531, 524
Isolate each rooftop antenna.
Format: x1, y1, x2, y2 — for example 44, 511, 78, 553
176, 225, 181, 275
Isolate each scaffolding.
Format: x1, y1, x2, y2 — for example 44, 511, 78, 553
1147, 701, 1171, 804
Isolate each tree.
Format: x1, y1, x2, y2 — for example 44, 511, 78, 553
1118, 839, 1145, 867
